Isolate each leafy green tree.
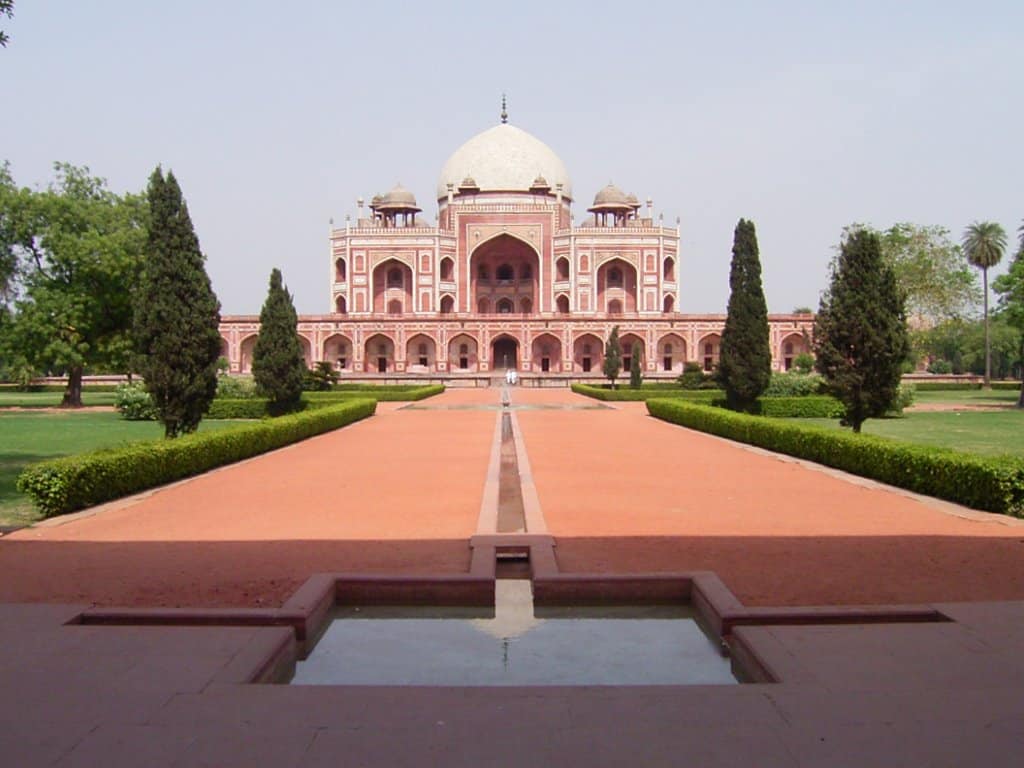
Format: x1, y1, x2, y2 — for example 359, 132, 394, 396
792, 352, 815, 374
994, 227, 1024, 406
962, 221, 1008, 387
0, 1, 13, 48
873, 223, 979, 322
629, 342, 643, 388
252, 268, 305, 411
1, 163, 145, 405
792, 306, 814, 314
814, 229, 910, 432
603, 325, 622, 388
718, 219, 771, 412
134, 168, 222, 438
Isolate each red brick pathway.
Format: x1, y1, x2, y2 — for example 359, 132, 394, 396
1, 388, 1022, 608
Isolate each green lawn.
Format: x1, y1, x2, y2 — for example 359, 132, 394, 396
913, 388, 1021, 406
0, 390, 118, 407
798, 409, 1024, 458
0, 412, 248, 528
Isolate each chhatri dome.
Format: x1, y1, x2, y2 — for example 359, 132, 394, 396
436, 106, 572, 201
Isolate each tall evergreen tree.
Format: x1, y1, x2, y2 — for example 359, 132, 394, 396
603, 325, 622, 388
629, 341, 643, 388
134, 168, 222, 438
814, 229, 910, 433
252, 268, 305, 411
718, 218, 771, 412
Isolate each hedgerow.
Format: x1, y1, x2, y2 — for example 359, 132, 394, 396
17, 399, 376, 518
205, 385, 444, 418
304, 385, 443, 402
571, 383, 721, 402
707, 395, 844, 418
646, 399, 1024, 516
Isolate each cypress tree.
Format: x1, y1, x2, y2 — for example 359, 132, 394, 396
603, 325, 622, 388
814, 229, 910, 433
629, 341, 643, 388
252, 268, 305, 411
718, 218, 771, 412
134, 168, 222, 438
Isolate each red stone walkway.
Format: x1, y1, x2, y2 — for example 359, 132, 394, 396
1, 387, 1022, 608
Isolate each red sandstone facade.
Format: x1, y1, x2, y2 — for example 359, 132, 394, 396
219, 118, 812, 380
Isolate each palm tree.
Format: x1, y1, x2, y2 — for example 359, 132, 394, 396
962, 221, 1008, 388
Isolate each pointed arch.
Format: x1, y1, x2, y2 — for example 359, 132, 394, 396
323, 333, 353, 370
572, 332, 604, 374
531, 332, 562, 373
657, 332, 687, 373
364, 333, 395, 374
406, 334, 437, 371
447, 333, 479, 372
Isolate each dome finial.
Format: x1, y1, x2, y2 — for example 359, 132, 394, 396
500, 93, 508, 124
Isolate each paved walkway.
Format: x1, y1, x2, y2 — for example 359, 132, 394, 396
2, 387, 1022, 607
3, 386, 1024, 765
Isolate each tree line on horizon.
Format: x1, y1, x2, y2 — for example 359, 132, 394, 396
0, 162, 305, 436
2, 162, 1024, 429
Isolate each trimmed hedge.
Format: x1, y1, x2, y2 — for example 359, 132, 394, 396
571, 383, 721, 402
329, 383, 440, 392
646, 399, 1024, 516
205, 385, 444, 418
17, 399, 376, 518
571, 383, 841, 416
707, 395, 844, 418
0, 383, 121, 393
305, 385, 443, 402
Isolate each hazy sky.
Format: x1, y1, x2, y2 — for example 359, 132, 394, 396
2, 1, 1021, 315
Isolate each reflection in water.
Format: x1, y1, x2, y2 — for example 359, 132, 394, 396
292, 581, 736, 686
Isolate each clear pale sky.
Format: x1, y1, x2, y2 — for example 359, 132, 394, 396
2, 1, 1021, 315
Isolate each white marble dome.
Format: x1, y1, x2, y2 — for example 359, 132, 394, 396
437, 124, 572, 200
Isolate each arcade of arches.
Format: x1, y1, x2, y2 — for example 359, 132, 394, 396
228, 329, 805, 376
219, 116, 816, 376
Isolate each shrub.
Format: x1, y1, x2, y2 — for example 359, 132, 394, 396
888, 383, 916, 415
646, 399, 1024, 516
204, 384, 444, 418
304, 385, 443, 402
765, 372, 825, 397
17, 399, 377, 517
792, 353, 815, 374
216, 376, 258, 399
571, 383, 720, 402
304, 361, 339, 391
709, 395, 843, 418
927, 359, 953, 374
114, 382, 157, 420
677, 362, 708, 389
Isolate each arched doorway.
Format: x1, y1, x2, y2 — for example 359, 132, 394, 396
620, 333, 645, 374
573, 333, 603, 374
372, 259, 413, 314
471, 234, 540, 316
364, 334, 395, 374
698, 333, 721, 372
597, 258, 638, 314
406, 334, 436, 372
448, 333, 479, 372
531, 333, 562, 373
492, 336, 519, 370
323, 333, 353, 371
239, 335, 257, 373
780, 333, 810, 371
657, 333, 687, 373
